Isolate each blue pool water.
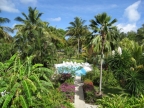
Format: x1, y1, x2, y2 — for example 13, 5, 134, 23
56, 66, 86, 76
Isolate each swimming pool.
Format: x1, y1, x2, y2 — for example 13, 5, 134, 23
56, 65, 86, 76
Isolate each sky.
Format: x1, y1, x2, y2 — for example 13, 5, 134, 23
0, 0, 144, 36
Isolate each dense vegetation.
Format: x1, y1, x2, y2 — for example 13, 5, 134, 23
0, 7, 144, 107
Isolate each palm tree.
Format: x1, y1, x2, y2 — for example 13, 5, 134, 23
14, 7, 43, 42
0, 10, 13, 41
14, 7, 44, 57
14, 7, 65, 66
14, 7, 51, 64
66, 17, 88, 58
90, 12, 117, 95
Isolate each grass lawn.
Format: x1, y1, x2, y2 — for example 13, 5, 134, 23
102, 86, 129, 97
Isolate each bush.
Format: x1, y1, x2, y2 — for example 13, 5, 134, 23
82, 69, 119, 87
60, 73, 72, 83
97, 94, 144, 108
102, 70, 119, 87
82, 67, 100, 86
83, 79, 97, 103
106, 49, 134, 81
42, 89, 74, 108
125, 70, 144, 96
59, 83, 75, 102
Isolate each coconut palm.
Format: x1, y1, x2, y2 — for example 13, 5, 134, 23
14, 7, 54, 66
14, 7, 44, 57
14, 7, 65, 66
0, 10, 13, 41
90, 12, 117, 94
14, 6, 44, 42
66, 17, 88, 58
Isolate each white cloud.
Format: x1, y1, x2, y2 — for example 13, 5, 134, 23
48, 17, 61, 22
20, 0, 37, 4
117, 0, 141, 33
12, 23, 17, 27
0, 0, 19, 13
124, 0, 141, 22
117, 23, 137, 33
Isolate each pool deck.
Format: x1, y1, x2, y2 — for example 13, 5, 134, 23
74, 76, 98, 108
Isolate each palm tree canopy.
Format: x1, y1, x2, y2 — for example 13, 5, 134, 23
90, 12, 118, 54
90, 12, 117, 35
66, 17, 88, 37
15, 7, 43, 25
0, 10, 13, 41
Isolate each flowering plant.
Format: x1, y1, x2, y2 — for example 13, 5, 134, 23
59, 83, 75, 102
83, 79, 97, 103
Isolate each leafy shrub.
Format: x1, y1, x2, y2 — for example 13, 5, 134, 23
125, 70, 144, 96
53, 73, 73, 85
0, 54, 54, 108
59, 83, 75, 102
83, 79, 97, 103
82, 67, 100, 86
84, 79, 94, 86
40, 89, 74, 108
59, 73, 72, 83
102, 70, 119, 87
82, 69, 119, 87
97, 94, 144, 108
106, 49, 134, 81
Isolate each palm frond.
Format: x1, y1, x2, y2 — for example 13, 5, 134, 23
15, 17, 24, 22
20, 95, 28, 108
22, 80, 32, 106
2, 94, 13, 108
0, 17, 10, 23
25, 79, 37, 93
22, 12, 29, 20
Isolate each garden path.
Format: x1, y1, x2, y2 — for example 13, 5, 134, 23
74, 76, 98, 108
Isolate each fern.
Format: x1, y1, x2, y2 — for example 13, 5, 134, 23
34, 67, 53, 75
0, 95, 7, 106
29, 74, 42, 88
9, 74, 17, 89
25, 78, 37, 93
42, 74, 53, 88
22, 80, 32, 106
32, 64, 43, 70
2, 94, 13, 108
20, 95, 28, 108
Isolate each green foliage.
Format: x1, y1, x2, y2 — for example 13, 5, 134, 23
125, 70, 144, 96
102, 70, 119, 87
107, 49, 134, 80
35, 89, 74, 108
106, 48, 144, 96
83, 79, 97, 103
0, 54, 54, 107
64, 46, 75, 59
97, 94, 144, 108
82, 67, 118, 87
82, 67, 99, 85
20, 95, 28, 108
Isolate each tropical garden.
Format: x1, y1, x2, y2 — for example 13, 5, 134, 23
0, 7, 144, 108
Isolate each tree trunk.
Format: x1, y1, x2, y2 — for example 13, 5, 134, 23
99, 34, 105, 95
77, 38, 79, 58
99, 50, 103, 95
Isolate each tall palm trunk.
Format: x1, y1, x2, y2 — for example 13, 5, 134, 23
77, 36, 80, 58
99, 34, 105, 95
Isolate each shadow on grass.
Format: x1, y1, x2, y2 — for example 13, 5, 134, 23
102, 86, 129, 97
